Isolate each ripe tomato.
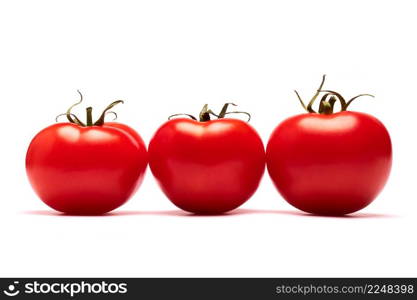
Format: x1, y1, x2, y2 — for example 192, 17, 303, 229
149, 103, 265, 214
266, 76, 392, 215
26, 91, 147, 214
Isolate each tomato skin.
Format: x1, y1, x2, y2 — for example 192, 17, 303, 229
148, 118, 265, 214
266, 111, 392, 215
26, 122, 148, 214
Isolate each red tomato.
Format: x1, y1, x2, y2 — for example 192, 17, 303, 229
148, 104, 265, 214
26, 92, 147, 214
266, 76, 392, 215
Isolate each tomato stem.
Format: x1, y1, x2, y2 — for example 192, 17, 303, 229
199, 104, 213, 122
86, 107, 93, 126
55, 91, 124, 127
168, 103, 251, 122
295, 76, 375, 114
318, 95, 337, 114
198, 103, 251, 122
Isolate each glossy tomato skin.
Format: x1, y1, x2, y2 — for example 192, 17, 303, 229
26, 122, 147, 214
266, 111, 392, 215
149, 118, 265, 214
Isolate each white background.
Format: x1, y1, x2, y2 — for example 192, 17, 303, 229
0, 0, 416, 277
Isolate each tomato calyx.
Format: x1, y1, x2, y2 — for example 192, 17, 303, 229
294, 75, 375, 115
55, 90, 124, 126
168, 103, 251, 122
